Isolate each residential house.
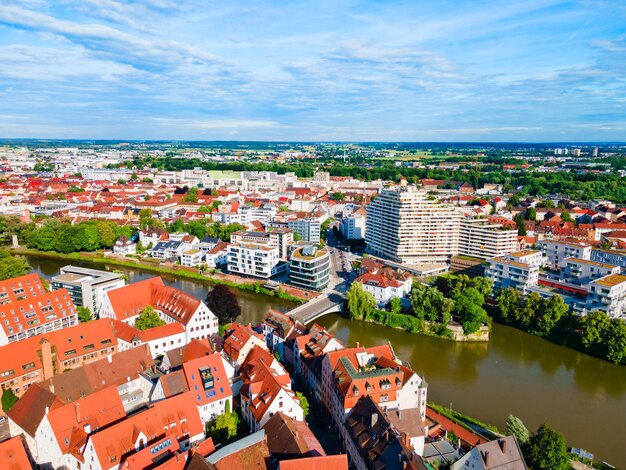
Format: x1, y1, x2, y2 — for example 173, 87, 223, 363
112, 235, 136, 255
99, 277, 219, 342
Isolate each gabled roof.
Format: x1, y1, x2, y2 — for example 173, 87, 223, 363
223, 323, 266, 363
183, 353, 232, 406
47, 385, 126, 456
0, 436, 32, 470
8, 383, 62, 437
105, 277, 202, 325
206, 430, 270, 470
39, 345, 154, 404
278, 455, 349, 470
263, 412, 325, 458
87, 392, 204, 468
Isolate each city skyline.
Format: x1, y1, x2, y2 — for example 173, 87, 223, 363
1, 0, 626, 141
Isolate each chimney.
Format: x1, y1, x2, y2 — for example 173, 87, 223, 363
107, 354, 113, 364
40, 340, 54, 381
84, 423, 91, 434
45, 406, 49, 415
75, 402, 81, 423
356, 342, 360, 348
371, 413, 377, 427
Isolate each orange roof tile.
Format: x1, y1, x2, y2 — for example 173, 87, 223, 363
183, 353, 232, 406
0, 436, 32, 470
279, 455, 349, 470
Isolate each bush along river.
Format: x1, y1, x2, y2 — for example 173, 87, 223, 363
26, 254, 626, 465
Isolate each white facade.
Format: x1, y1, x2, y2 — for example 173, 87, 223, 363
342, 213, 366, 240
227, 243, 281, 279
586, 274, 626, 319
288, 218, 321, 244
486, 257, 539, 294
365, 187, 462, 264
538, 240, 592, 269
356, 274, 413, 307
458, 219, 517, 259
181, 249, 202, 267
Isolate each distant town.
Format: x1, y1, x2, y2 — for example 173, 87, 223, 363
0, 141, 624, 469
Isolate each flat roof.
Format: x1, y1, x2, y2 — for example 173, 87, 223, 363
592, 274, 626, 288
565, 258, 618, 269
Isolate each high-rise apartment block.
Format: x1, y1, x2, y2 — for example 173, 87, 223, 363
365, 187, 516, 264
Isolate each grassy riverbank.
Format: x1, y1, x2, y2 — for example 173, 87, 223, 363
11, 248, 305, 304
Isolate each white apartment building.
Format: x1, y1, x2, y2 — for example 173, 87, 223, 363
355, 272, 413, 307
181, 249, 202, 267
486, 256, 539, 294
289, 246, 331, 290
227, 243, 282, 279
365, 187, 462, 264
288, 218, 321, 244
342, 211, 366, 240
458, 219, 517, 259
586, 274, 626, 318
231, 229, 293, 259
538, 240, 592, 269
559, 258, 620, 285
591, 249, 626, 271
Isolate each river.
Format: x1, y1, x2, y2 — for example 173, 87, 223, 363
25, 255, 625, 465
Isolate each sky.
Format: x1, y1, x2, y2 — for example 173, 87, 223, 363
0, 0, 625, 142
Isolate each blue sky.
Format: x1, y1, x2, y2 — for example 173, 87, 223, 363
0, 0, 625, 141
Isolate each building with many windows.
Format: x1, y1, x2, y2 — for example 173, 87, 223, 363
231, 229, 294, 259
537, 240, 592, 269
289, 245, 330, 290
288, 217, 322, 244
227, 243, 285, 279
458, 219, 518, 260
365, 186, 462, 264
0, 274, 78, 346
486, 254, 540, 294
586, 274, 626, 318
51, 266, 125, 315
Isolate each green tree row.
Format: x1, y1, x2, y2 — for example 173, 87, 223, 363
496, 288, 626, 364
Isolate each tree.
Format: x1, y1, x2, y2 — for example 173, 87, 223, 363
96, 220, 117, 248
496, 288, 520, 321
0, 250, 31, 280
516, 292, 541, 326
134, 305, 166, 330
331, 191, 346, 201
117, 179, 127, 184
205, 285, 241, 324
535, 295, 568, 336
347, 282, 376, 320
1, 387, 18, 413
514, 214, 527, 236
77, 306, 92, 323
207, 400, 239, 444
525, 207, 537, 221
580, 310, 610, 348
453, 288, 488, 334
505, 415, 529, 444
130, 171, 138, 181
411, 283, 454, 323
561, 210, 573, 223
389, 297, 403, 315
183, 186, 199, 203
293, 231, 302, 242
536, 200, 555, 209
295, 391, 309, 417
524, 424, 569, 470
606, 319, 626, 364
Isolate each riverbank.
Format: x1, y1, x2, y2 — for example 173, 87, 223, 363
10, 248, 307, 304
361, 309, 490, 342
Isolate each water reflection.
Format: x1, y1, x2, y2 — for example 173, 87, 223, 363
23, 255, 626, 464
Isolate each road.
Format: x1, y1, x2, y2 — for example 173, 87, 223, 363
287, 225, 356, 324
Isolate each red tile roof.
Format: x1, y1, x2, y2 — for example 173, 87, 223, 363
279, 455, 349, 470
0, 436, 32, 470
105, 277, 200, 325
183, 353, 232, 406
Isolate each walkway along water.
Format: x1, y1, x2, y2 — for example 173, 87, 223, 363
25, 254, 626, 465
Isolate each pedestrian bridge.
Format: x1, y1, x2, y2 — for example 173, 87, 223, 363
287, 292, 345, 324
